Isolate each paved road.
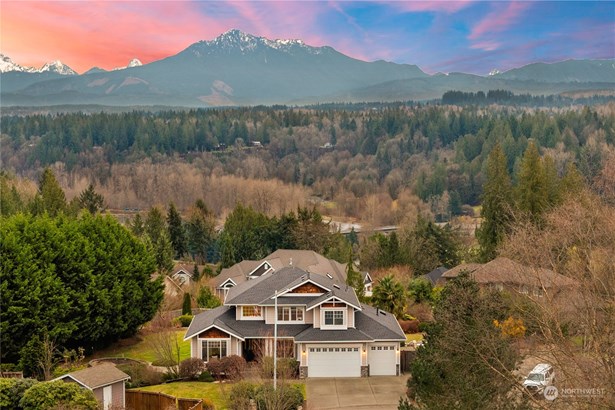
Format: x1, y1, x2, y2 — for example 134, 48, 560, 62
305, 376, 407, 410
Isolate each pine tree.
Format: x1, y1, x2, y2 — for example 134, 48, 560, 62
542, 155, 561, 207
31, 168, 67, 216
182, 293, 192, 316
345, 252, 365, 302
78, 184, 105, 214
167, 203, 187, 259
477, 144, 514, 261
516, 141, 547, 222
560, 162, 585, 198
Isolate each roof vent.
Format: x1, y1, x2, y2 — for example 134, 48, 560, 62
326, 273, 333, 279
333, 284, 340, 289
289, 258, 293, 266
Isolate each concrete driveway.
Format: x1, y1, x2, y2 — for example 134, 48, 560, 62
305, 376, 407, 410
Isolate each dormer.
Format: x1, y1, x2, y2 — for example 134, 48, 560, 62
247, 261, 274, 280
306, 293, 361, 330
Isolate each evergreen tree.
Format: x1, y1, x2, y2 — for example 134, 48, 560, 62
129, 213, 145, 237
182, 293, 192, 316
144, 207, 174, 273
560, 162, 585, 199
477, 144, 514, 261
186, 200, 216, 264
31, 168, 66, 217
516, 141, 547, 222
345, 252, 365, 302
542, 155, 561, 207
77, 184, 105, 214
167, 202, 187, 259
196, 286, 222, 309
193, 263, 200, 281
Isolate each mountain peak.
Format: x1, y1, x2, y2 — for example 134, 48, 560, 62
40, 60, 77, 75
127, 58, 142, 68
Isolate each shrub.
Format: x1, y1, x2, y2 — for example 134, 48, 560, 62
19, 380, 98, 410
182, 293, 192, 315
259, 357, 299, 379
206, 358, 224, 379
117, 363, 163, 388
255, 383, 303, 410
0, 378, 38, 409
202, 398, 215, 410
222, 355, 247, 380
179, 358, 206, 380
229, 381, 258, 410
174, 314, 193, 328
198, 371, 214, 382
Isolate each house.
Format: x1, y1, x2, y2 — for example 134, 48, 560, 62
170, 263, 199, 286
213, 249, 373, 299
420, 266, 448, 286
440, 257, 577, 297
186, 267, 405, 378
53, 363, 130, 410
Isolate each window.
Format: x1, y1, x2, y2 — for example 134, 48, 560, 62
277, 307, 304, 322
201, 340, 227, 362
323, 310, 344, 326
242, 306, 261, 317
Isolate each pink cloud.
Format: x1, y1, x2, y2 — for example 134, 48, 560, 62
0, 1, 232, 72
390, 1, 475, 14
470, 40, 502, 51
469, 1, 531, 40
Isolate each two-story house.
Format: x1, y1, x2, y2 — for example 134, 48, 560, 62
185, 267, 405, 378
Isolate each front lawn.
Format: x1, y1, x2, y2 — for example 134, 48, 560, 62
134, 382, 228, 409
91, 329, 191, 364
406, 333, 424, 344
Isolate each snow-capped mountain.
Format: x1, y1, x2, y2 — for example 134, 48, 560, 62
189, 29, 325, 56
112, 58, 143, 71
0, 54, 76, 75
39, 60, 77, 75
0, 54, 36, 73
489, 69, 501, 76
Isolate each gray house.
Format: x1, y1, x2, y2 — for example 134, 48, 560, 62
54, 363, 130, 409
186, 267, 404, 378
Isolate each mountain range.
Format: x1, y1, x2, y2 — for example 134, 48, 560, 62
1, 29, 614, 107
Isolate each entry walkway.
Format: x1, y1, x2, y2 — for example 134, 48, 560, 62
305, 376, 407, 410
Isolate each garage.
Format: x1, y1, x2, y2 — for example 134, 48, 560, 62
368, 344, 397, 376
307, 345, 361, 377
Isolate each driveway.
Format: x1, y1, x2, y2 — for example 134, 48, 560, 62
305, 376, 407, 410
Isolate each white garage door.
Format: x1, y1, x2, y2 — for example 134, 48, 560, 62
308, 345, 361, 377
368, 345, 397, 376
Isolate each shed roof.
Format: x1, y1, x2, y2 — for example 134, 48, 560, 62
54, 364, 129, 390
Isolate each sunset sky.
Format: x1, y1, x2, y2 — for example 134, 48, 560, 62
1, 1, 613, 75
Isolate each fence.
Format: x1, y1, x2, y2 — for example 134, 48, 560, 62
126, 391, 202, 410
0, 372, 23, 378
400, 350, 417, 373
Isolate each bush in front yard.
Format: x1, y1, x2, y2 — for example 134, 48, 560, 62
229, 381, 258, 410
259, 357, 299, 379
19, 380, 98, 410
179, 358, 206, 380
198, 371, 214, 382
207, 355, 247, 380
174, 314, 193, 328
255, 383, 303, 410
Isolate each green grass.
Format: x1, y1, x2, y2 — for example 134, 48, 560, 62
405, 333, 424, 345
91, 330, 190, 364
133, 382, 228, 409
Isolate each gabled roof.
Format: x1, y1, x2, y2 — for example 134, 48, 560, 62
185, 306, 245, 340
213, 249, 348, 289
53, 364, 129, 390
305, 292, 362, 311
420, 266, 448, 286
442, 258, 577, 288
356, 304, 406, 340
224, 267, 360, 308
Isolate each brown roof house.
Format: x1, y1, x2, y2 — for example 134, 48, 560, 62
213, 249, 373, 300
53, 363, 130, 409
440, 257, 577, 298
186, 267, 405, 378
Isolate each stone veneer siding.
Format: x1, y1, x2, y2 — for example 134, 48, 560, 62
299, 366, 308, 379
361, 365, 369, 377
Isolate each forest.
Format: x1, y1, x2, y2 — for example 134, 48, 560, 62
1, 99, 614, 228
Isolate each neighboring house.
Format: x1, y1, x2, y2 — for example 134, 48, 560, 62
420, 266, 448, 286
186, 267, 405, 378
170, 263, 199, 286
440, 257, 577, 297
213, 249, 373, 299
53, 363, 130, 410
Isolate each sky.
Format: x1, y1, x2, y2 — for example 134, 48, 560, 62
1, 1, 613, 75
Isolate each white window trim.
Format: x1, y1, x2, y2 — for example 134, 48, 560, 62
240, 305, 263, 320
201, 338, 230, 362
321, 308, 346, 330
277, 306, 305, 324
